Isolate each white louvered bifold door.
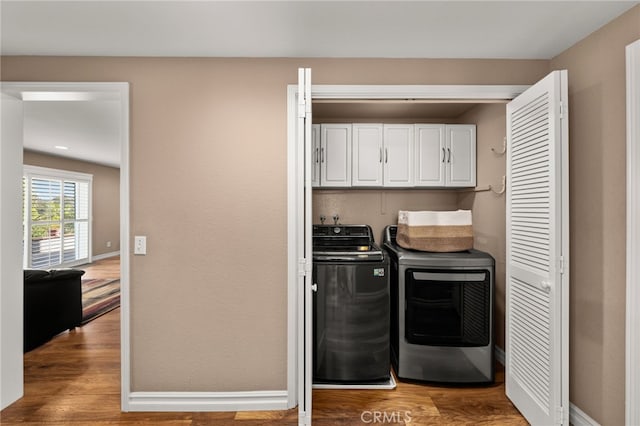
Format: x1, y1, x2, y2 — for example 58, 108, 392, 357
506, 70, 569, 425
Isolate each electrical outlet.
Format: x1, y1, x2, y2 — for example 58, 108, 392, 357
134, 236, 147, 255
106, 241, 112, 248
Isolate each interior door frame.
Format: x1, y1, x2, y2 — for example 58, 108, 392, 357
1, 86, 25, 409
626, 38, 640, 426
286, 82, 529, 413
0, 82, 129, 410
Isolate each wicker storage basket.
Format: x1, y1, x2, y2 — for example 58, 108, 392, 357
397, 210, 473, 252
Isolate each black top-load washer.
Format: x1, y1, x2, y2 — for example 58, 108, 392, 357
312, 224, 390, 384
383, 225, 495, 384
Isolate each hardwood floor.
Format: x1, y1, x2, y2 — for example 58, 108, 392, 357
2, 256, 526, 425
81, 255, 121, 281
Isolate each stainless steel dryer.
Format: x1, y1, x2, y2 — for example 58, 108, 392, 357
383, 225, 495, 384
312, 224, 390, 384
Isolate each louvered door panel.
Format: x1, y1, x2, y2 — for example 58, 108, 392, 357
506, 71, 569, 426
510, 93, 551, 274
510, 277, 551, 409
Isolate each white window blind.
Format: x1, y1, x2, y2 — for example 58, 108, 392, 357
23, 165, 92, 269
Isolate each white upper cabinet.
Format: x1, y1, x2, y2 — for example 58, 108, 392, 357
415, 124, 446, 186
311, 124, 321, 187
352, 123, 414, 187
315, 122, 475, 189
352, 123, 383, 187
415, 124, 476, 188
446, 124, 476, 187
320, 123, 352, 187
383, 124, 414, 187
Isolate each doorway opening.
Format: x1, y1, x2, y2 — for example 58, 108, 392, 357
0, 82, 129, 410
286, 82, 529, 419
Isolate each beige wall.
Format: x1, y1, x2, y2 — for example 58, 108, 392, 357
23, 150, 120, 258
457, 103, 508, 349
313, 189, 459, 243
550, 5, 640, 425
0, 57, 548, 392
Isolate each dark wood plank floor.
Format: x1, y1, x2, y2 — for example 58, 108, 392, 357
1, 257, 526, 425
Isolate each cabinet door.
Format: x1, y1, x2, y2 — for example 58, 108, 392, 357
311, 124, 321, 187
320, 124, 351, 187
415, 124, 445, 187
383, 124, 414, 187
446, 124, 476, 187
352, 123, 383, 187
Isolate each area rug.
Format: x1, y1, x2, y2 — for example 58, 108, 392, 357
81, 278, 120, 324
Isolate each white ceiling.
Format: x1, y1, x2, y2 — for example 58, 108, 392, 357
23, 101, 122, 168
2, 1, 638, 59
3, 1, 638, 167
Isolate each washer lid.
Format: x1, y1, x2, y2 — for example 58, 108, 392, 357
313, 243, 384, 262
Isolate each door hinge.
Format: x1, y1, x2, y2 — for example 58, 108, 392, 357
298, 96, 307, 119
559, 102, 567, 119
298, 258, 307, 276
558, 256, 566, 275
557, 405, 565, 423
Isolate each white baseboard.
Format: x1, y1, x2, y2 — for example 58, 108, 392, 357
570, 403, 601, 426
92, 250, 120, 261
497, 347, 599, 426
125, 390, 289, 412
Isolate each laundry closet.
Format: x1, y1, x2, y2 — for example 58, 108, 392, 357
295, 68, 571, 425
309, 99, 509, 386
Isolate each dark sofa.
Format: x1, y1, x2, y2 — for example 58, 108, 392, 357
24, 268, 85, 352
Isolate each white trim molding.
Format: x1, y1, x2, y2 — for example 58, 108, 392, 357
92, 251, 121, 261
570, 404, 601, 426
626, 38, 640, 426
23, 164, 93, 182
1, 85, 25, 409
117, 83, 131, 413
126, 390, 289, 412
310, 84, 529, 100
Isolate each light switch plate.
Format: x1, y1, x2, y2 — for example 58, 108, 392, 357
134, 236, 147, 255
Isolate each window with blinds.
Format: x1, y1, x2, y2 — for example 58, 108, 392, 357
23, 165, 92, 269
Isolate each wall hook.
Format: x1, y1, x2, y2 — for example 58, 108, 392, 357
491, 137, 507, 155
489, 176, 506, 195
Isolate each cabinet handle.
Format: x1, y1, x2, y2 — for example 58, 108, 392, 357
321, 148, 324, 163
379, 147, 382, 163
385, 148, 388, 164
315, 147, 319, 163
442, 147, 446, 163
447, 148, 452, 163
